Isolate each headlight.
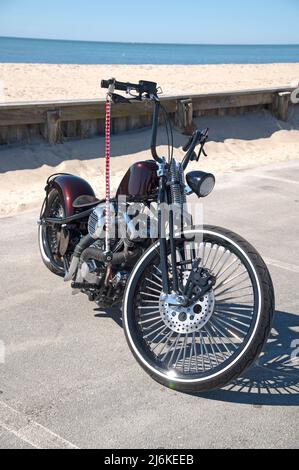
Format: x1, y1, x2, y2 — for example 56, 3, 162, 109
186, 171, 216, 198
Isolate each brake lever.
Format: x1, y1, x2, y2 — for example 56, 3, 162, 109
196, 142, 208, 161
111, 93, 131, 104
111, 93, 142, 104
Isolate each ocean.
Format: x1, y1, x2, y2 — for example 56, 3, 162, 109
0, 36, 298, 65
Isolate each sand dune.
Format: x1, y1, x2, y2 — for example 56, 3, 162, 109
0, 108, 298, 217
1, 63, 299, 103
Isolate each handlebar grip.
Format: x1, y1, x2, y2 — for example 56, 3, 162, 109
101, 79, 111, 89
101, 79, 129, 92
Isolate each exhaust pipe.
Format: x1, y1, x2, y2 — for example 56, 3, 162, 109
64, 234, 94, 282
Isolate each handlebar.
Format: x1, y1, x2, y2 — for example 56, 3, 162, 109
101, 77, 162, 164
101, 78, 208, 168
101, 79, 158, 98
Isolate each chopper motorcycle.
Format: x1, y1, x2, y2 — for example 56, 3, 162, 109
38, 79, 274, 392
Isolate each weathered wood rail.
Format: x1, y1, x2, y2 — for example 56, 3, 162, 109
0, 87, 295, 145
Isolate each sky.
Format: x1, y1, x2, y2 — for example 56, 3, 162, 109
0, 0, 298, 44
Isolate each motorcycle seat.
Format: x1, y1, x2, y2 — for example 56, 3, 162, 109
72, 195, 101, 209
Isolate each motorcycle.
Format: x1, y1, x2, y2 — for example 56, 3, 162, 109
38, 79, 275, 392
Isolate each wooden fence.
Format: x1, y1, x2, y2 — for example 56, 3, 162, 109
0, 87, 295, 145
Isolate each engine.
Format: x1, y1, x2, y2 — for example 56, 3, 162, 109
71, 201, 155, 306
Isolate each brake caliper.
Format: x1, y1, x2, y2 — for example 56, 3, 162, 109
184, 259, 216, 307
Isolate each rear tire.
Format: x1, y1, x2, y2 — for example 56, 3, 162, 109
123, 226, 275, 393
38, 189, 66, 277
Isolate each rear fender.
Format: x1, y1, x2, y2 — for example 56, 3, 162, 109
48, 174, 95, 217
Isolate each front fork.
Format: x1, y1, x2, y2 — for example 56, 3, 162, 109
158, 175, 170, 294
157, 174, 180, 295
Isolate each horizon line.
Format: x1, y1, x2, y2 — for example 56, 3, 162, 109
1, 35, 299, 47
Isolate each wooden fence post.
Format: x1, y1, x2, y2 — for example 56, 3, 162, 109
272, 92, 291, 122
175, 98, 195, 135
46, 110, 62, 144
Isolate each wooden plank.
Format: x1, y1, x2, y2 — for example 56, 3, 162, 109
59, 101, 151, 121
66, 120, 77, 139
0, 108, 46, 126
46, 110, 62, 144
79, 119, 93, 138
192, 92, 274, 112
0, 126, 8, 145
272, 92, 291, 121
175, 99, 195, 135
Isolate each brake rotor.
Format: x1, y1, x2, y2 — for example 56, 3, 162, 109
159, 290, 215, 334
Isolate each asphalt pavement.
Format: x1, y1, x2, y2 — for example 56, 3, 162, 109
0, 160, 298, 449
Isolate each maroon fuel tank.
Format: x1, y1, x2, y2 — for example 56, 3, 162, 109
51, 174, 96, 217
116, 161, 159, 198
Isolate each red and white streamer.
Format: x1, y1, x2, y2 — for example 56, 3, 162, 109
105, 95, 112, 253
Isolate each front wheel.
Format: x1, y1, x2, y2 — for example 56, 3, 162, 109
122, 226, 275, 393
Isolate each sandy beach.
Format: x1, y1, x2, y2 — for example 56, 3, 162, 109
1, 108, 298, 218
0, 63, 298, 217
1, 63, 299, 102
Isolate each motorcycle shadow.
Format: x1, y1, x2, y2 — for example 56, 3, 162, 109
197, 310, 299, 406
94, 305, 123, 328
95, 307, 299, 406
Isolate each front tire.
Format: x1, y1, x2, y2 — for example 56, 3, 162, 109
122, 226, 275, 393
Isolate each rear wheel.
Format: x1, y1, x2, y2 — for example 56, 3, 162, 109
123, 226, 275, 393
38, 189, 66, 277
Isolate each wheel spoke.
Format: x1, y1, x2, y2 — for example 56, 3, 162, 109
214, 253, 237, 278
207, 322, 232, 356
215, 284, 252, 298
215, 308, 253, 321
215, 312, 251, 330
147, 285, 162, 295
144, 324, 165, 339
138, 316, 162, 325
182, 335, 188, 372
209, 245, 221, 271
188, 333, 195, 372
139, 310, 161, 317
213, 316, 245, 339
205, 325, 227, 362
203, 328, 219, 366
140, 292, 160, 300
209, 319, 239, 350
157, 331, 174, 357
200, 331, 213, 369
215, 269, 248, 290
202, 243, 213, 269
154, 265, 162, 275
216, 293, 253, 303
138, 305, 160, 310
152, 272, 163, 284
145, 277, 162, 289
216, 257, 240, 280
160, 333, 177, 361
168, 334, 181, 368
141, 300, 160, 305
211, 249, 229, 274
192, 332, 199, 372
150, 326, 169, 345
174, 337, 185, 369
